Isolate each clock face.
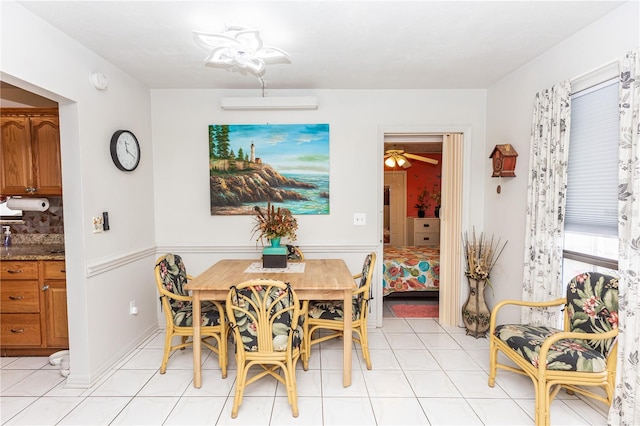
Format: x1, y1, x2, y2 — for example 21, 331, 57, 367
110, 130, 140, 171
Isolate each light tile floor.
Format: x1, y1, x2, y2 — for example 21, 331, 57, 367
1, 317, 609, 425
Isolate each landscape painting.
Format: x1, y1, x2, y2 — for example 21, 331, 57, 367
208, 123, 330, 215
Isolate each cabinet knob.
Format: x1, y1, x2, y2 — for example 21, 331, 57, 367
25, 187, 38, 193
422, 223, 430, 228
8, 295, 24, 300
6, 269, 23, 274
10, 329, 25, 333
42, 285, 50, 291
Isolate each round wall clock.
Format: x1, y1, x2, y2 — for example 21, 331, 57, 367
110, 130, 140, 171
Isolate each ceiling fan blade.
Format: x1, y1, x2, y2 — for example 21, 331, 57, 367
404, 153, 438, 165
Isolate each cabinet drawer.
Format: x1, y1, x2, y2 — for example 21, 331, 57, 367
1, 314, 42, 346
413, 231, 440, 246
43, 261, 66, 279
412, 218, 440, 230
1, 261, 38, 280
1, 281, 40, 313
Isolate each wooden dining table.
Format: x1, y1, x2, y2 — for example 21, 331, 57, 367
185, 258, 356, 388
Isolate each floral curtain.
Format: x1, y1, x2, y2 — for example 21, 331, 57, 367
521, 81, 572, 325
608, 48, 640, 426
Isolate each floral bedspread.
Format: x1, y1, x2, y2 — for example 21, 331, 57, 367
382, 246, 440, 296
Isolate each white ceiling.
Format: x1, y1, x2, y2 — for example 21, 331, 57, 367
16, 1, 625, 92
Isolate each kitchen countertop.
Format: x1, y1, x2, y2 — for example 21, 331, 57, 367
0, 244, 65, 261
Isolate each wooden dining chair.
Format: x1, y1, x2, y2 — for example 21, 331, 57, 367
226, 279, 304, 418
154, 254, 227, 378
303, 252, 376, 370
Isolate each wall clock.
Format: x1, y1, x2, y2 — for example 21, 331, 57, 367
110, 130, 140, 171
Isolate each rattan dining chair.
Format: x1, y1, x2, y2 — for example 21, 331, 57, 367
489, 272, 619, 426
226, 279, 304, 418
154, 254, 227, 378
303, 252, 376, 370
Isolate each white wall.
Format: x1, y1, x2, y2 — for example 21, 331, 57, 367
484, 1, 639, 322
151, 88, 488, 326
1, 1, 158, 386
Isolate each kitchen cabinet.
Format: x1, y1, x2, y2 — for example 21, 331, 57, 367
0, 108, 62, 196
1, 260, 68, 356
407, 217, 440, 247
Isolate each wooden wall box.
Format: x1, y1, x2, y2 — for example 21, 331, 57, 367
489, 144, 518, 177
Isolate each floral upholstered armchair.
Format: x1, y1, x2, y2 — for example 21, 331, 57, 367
488, 272, 619, 426
226, 279, 304, 418
154, 254, 227, 377
304, 252, 376, 370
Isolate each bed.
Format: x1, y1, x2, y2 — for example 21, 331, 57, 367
382, 246, 440, 296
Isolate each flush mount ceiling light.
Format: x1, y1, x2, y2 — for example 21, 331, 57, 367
193, 25, 291, 76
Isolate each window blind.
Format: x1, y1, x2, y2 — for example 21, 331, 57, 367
565, 79, 618, 236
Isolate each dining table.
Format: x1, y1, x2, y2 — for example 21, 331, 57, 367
184, 258, 356, 388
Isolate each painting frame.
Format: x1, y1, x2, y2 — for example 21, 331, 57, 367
208, 123, 330, 215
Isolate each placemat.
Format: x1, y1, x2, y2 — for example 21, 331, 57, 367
244, 262, 306, 273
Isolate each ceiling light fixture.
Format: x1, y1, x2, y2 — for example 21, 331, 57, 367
193, 25, 291, 77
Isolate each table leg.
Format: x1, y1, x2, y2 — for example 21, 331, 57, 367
342, 288, 352, 387
193, 290, 202, 388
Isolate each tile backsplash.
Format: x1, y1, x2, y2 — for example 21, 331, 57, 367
7, 196, 64, 235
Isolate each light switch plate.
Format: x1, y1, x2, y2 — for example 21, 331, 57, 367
353, 213, 366, 226
92, 216, 103, 233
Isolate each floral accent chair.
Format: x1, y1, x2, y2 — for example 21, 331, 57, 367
488, 272, 619, 426
154, 254, 227, 377
286, 244, 305, 262
226, 279, 303, 418
303, 252, 376, 370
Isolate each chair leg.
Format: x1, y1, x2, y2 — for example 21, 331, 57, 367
284, 359, 299, 417
361, 326, 372, 370
219, 324, 228, 379
488, 339, 498, 387
160, 327, 173, 374
231, 360, 247, 419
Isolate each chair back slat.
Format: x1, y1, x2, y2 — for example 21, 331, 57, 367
566, 272, 619, 355
227, 280, 301, 353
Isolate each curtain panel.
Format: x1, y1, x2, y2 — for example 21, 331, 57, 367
609, 48, 640, 426
521, 81, 572, 325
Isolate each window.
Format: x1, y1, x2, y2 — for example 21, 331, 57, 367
563, 78, 619, 286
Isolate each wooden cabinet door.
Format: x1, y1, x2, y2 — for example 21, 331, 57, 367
42, 280, 68, 347
0, 116, 33, 195
30, 116, 62, 195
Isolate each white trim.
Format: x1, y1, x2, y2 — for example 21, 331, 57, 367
571, 60, 618, 95
85, 245, 156, 277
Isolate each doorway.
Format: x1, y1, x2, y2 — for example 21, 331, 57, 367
378, 131, 465, 327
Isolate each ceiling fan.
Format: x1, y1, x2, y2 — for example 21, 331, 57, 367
384, 149, 438, 168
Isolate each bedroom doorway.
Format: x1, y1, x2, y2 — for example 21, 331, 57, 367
379, 131, 464, 327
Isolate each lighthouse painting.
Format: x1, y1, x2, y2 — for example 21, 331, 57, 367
208, 123, 330, 215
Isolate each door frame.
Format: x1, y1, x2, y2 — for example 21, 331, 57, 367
377, 126, 472, 328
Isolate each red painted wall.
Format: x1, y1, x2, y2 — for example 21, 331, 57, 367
384, 153, 442, 217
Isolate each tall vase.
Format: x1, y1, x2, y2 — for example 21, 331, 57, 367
269, 237, 281, 247
462, 277, 490, 338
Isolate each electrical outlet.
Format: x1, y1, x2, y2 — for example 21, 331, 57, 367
92, 216, 103, 233
353, 213, 366, 226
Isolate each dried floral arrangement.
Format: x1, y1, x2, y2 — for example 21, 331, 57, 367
252, 202, 298, 243
414, 188, 430, 211
462, 228, 507, 285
